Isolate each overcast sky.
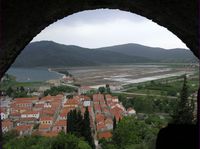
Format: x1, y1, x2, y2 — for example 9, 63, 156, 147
32, 9, 188, 49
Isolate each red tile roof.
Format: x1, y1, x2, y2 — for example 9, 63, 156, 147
54, 120, 66, 126
93, 94, 104, 102
96, 123, 106, 131
15, 125, 33, 131
98, 131, 112, 139
96, 114, 105, 123
40, 116, 53, 121
21, 111, 39, 115
34, 103, 44, 109
39, 124, 51, 129
105, 118, 113, 125
64, 98, 79, 105
19, 117, 38, 122
59, 107, 74, 117
2, 120, 13, 128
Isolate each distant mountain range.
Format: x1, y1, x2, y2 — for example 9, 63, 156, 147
12, 41, 197, 68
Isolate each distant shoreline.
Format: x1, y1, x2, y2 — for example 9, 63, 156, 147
48, 68, 65, 78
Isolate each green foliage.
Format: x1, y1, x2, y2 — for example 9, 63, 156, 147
67, 109, 82, 135
83, 107, 95, 149
6, 87, 14, 97
44, 85, 76, 96
106, 84, 111, 94
117, 93, 177, 114
100, 116, 161, 149
98, 85, 111, 94
67, 108, 95, 149
98, 87, 106, 94
0, 74, 43, 94
3, 132, 91, 149
2, 130, 19, 145
112, 117, 156, 148
113, 116, 117, 130
33, 123, 40, 129
145, 115, 167, 129
171, 75, 195, 124
5, 86, 30, 98
51, 132, 91, 149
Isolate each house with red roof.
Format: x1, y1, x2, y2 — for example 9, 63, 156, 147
99, 98, 105, 104
15, 125, 33, 136
2, 120, 13, 133
105, 118, 113, 130
52, 120, 67, 133
21, 111, 40, 119
58, 107, 74, 120
102, 107, 110, 115
93, 94, 104, 104
110, 107, 123, 122
17, 117, 38, 126
111, 104, 125, 112
39, 124, 52, 132
33, 103, 44, 111
9, 112, 21, 120
11, 101, 33, 110
40, 116, 54, 125
98, 131, 112, 139
44, 101, 52, 108
41, 107, 57, 117
96, 123, 106, 132
94, 104, 101, 114
63, 98, 79, 108
10, 105, 31, 114
96, 114, 105, 125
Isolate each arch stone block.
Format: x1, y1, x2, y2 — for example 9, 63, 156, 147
0, 0, 198, 78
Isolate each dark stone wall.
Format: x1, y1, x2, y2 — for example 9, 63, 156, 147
0, 0, 198, 78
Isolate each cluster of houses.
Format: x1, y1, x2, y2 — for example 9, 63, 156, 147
1, 95, 66, 137
93, 94, 136, 139
1, 93, 136, 140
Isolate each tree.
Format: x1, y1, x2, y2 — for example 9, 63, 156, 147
67, 110, 73, 133
19, 86, 25, 92
113, 116, 117, 130
4, 131, 91, 149
98, 87, 105, 94
171, 75, 194, 124
112, 117, 156, 149
106, 84, 111, 94
6, 87, 13, 96
2, 130, 19, 145
75, 110, 84, 137
83, 107, 95, 149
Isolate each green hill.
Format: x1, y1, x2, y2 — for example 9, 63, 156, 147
12, 41, 196, 68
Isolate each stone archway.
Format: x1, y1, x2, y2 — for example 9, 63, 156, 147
0, 0, 198, 79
